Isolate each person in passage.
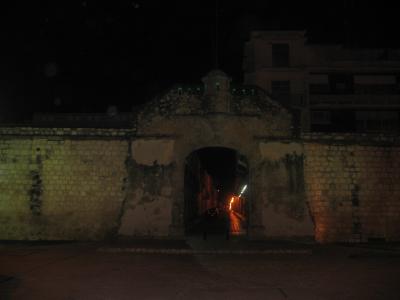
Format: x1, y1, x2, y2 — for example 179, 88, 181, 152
202, 207, 218, 240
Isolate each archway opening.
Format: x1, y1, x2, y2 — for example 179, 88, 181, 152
184, 147, 249, 238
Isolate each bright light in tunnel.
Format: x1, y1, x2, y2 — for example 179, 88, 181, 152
229, 196, 234, 211
239, 185, 247, 197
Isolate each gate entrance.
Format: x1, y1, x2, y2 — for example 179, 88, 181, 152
184, 147, 249, 238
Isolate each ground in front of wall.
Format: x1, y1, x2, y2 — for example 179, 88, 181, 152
0, 240, 399, 300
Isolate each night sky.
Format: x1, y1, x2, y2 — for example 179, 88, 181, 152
1, 1, 399, 121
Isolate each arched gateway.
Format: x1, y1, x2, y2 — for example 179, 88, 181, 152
118, 70, 314, 239
184, 147, 249, 237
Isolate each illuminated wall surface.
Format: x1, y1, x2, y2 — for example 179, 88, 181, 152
0, 71, 399, 242
303, 134, 400, 243
0, 129, 399, 242
0, 131, 129, 240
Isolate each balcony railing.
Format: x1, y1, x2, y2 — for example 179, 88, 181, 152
309, 94, 400, 107
270, 94, 306, 107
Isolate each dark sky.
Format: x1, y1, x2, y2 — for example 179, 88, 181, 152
1, 1, 399, 120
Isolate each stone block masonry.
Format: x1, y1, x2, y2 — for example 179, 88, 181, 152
0, 128, 130, 240
1, 127, 400, 243
2, 71, 399, 242
303, 133, 400, 243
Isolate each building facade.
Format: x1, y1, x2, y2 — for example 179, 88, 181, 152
243, 31, 400, 133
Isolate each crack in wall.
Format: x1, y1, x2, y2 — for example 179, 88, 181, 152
28, 149, 43, 216
116, 140, 176, 237
110, 140, 132, 239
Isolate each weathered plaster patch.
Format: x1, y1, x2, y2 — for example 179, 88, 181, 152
263, 204, 314, 237
161, 186, 172, 196
132, 139, 175, 165
118, 155, 177, 237
118, 189, 172, 236
258, 155, 308, 222
29, 170, 42, 216
28, 153, 43, 216
257, 143, 314, 237
259, 142, 303, 161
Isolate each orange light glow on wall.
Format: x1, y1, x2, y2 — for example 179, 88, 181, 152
229, 196, 235, 211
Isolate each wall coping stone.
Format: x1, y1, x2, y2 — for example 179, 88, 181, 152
0, 127, 136, 137
301, 132, 400, 145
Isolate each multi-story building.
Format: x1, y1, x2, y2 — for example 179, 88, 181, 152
243, 30, 400, 132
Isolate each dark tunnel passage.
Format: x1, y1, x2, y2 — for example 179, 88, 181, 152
184, 147, 249, 238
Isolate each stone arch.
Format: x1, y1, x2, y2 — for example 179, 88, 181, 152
165, 136, 267, 239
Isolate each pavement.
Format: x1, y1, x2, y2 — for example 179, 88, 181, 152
98, 234, 313, 255
1, 238, 400, 299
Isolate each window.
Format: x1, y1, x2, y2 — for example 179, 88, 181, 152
311, 111, 331, 125
397, 74, 400, 90
309, 74, 330, 94
271, 80, 290, 95
354, 75, 398, 94
329, 73, 354, 94
309, 84, 331, 94
356, 111, 399, 132
271, 80, 291, 105
272, 44, 289, 67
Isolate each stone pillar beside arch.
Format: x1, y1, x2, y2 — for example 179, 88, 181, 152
118, 138, 181, 238
246, 164, 266, 239
255, 141, 315, 239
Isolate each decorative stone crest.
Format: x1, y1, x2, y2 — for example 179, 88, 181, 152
202, 69, 232, 113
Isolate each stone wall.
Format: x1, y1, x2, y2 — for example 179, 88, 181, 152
257, 141, 314, 238
303, 133, 400, 243
1, 127, 400, 243
0, 127, 180, 240
0, 128, 130, 240
2, 71, 398, 242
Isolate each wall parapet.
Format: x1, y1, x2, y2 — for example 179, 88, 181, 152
0, 127, 136, 138
301, 132, 400, 145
